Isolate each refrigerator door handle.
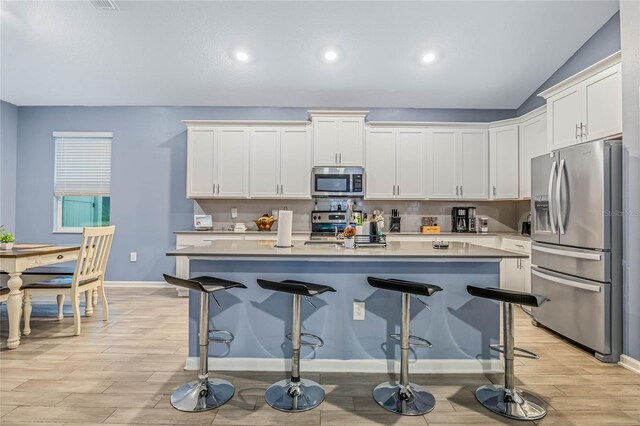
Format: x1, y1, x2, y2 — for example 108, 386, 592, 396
548, 161, 557, 234
556, 159, 566, 235
532, 245, 602, 261
531, 269, 601, 293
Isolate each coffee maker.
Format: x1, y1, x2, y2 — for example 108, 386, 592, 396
451, 207, 476, 233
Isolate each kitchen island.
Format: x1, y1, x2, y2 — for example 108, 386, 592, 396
167, 240, 527, 373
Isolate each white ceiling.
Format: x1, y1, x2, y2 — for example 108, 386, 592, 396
0, 1, 619, 108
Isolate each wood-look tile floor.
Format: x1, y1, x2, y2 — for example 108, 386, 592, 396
1, 287, 638, 425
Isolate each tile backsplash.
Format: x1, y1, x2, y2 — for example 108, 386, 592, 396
194, 199, 531, 233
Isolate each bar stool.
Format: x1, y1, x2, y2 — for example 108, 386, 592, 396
256, 279, 336, 412
163, 274, 247, 412
367, 277, 443, 416
467, 285, 549, 421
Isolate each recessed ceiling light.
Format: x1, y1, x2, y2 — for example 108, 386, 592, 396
235, 51, 250, 63
323, 49, 339, 63
421, 52, 437, 64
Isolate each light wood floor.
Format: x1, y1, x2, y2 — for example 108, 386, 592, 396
1, 287, 638, 425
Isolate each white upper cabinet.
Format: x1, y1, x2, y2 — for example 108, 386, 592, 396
216, 128, 250, 198
280, 127, 312, 198
249, 126, 311, 199
459, 130, 489, 199
250, 128, 280, 198
187, 128, 216, 198
489, 125, 519, 199
540, 53, 621, 152
365, 128, 396, 199
310, 111, 367, 166
519, 110, 547, 199
365, 127, 425, 200
395, 129, 426, 199
426, 130, 458, 199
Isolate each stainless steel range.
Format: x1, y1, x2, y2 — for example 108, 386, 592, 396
310, 210, 349, 239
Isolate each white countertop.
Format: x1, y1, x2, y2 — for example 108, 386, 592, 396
167, 240, 527, 259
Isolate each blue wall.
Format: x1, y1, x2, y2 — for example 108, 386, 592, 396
517, 12, 621, 116
620, 2, 640, 361
0, 100, 18, 233
13, 106, 514, 281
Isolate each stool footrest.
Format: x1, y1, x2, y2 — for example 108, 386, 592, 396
208, 329, 234, 344
489, 344, 539, 359
389, 334, 432, 348
286, 332, 324, 348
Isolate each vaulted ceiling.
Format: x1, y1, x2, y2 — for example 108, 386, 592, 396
0, 1, 619, 108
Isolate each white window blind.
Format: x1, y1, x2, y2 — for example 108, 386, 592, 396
54, 132, 112, 197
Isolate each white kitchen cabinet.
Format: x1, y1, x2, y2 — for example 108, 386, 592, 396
426, 130, 458, 199
500, 238, 531, 293
489, 125, 519, 199
250, 127, 311, 199
310, 111, 367, 167
365, 127, 425, 199
541, 54, 621, 151
187, 128, 216, 197
186, 127, 249, 198
427, 129, 488, 200
519, 110, 547, 199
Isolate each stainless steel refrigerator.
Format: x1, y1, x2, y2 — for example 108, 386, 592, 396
530, 139, 622, 363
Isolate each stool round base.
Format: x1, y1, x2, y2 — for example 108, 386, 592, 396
170, 378, 235, 412
475, 384, 547, 420
372, 381, 436, 416
264, 378, 325, 412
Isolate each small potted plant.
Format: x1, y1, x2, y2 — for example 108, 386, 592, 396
0, 226, 15, 250
343, 225, 357, 249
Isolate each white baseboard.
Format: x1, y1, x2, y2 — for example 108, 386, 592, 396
184, 357, 503, 374
104, 281, 169, 288
619, 354, 640, 374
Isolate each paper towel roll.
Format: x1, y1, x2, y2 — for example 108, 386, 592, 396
276, 210, 293, 247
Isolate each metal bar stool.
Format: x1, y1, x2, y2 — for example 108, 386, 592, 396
163, 274, 247, 412
367, 277, 443, 416
256, 278, 336, 412
467, 285, 550, 421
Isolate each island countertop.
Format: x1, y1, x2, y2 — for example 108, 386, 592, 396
167, 239, 527, 259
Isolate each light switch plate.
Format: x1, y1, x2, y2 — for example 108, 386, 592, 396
353, 301, 365, 320
130, 252, 137, 262
231, 208, 238, 219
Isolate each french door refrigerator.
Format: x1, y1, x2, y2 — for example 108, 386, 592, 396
530, 139, 622, 363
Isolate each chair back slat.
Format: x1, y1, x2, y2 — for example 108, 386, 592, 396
72, 226, 116, 292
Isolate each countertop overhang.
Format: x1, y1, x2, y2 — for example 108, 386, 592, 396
167, 240, 528, 260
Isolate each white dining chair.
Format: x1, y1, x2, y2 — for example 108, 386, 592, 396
22, 226, 115, 336
0, 287, 9, 304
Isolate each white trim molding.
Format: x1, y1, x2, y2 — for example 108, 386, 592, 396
367, 121, 490, 129
52, 131, 114, 138
619, 354, 640, 375
182, 120, 310, 127
184, 357, 503, 374
104, 281, 169, 288
308, 109, 369, 118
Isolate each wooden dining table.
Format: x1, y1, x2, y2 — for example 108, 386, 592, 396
0, 244, 80, 349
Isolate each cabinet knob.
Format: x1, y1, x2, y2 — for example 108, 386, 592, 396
57, 255, 64, 259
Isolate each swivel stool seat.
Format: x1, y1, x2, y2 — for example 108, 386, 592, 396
367, 277, 443, 416
256, 278, 336, 412
163, 274, 246, 412
467, 285, 550, 421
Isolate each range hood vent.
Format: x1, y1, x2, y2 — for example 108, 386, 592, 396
90, 0, 118, 11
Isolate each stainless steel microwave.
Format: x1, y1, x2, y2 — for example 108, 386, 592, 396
312, 167, 364, 197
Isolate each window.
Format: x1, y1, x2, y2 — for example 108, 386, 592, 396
53, 132, 112, 232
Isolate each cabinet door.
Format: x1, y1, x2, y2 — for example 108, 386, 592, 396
365, 128, 396, 199
217, 128, 249, 198
489, 125, 519, 199
249, 128, 280, 198
312, 118, 340, 166
548, 88, 582, 151
502, 258, 525, 291
187, 128, 216, 198
426, 130, 458, 199
459, 130, 489, 199
339, 118, 364, 166
522, 258, 532, 293
583, 64, 622, 142
280, 127, 312, 198
396, 129, 426, 199
519, 113, 547, 199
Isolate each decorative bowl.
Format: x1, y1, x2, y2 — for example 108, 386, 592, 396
254, 217, 276, 231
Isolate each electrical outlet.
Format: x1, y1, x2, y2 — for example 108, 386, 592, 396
130, 252, 137, 262
231, 208, 238, 219
353, 301, 365, 320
